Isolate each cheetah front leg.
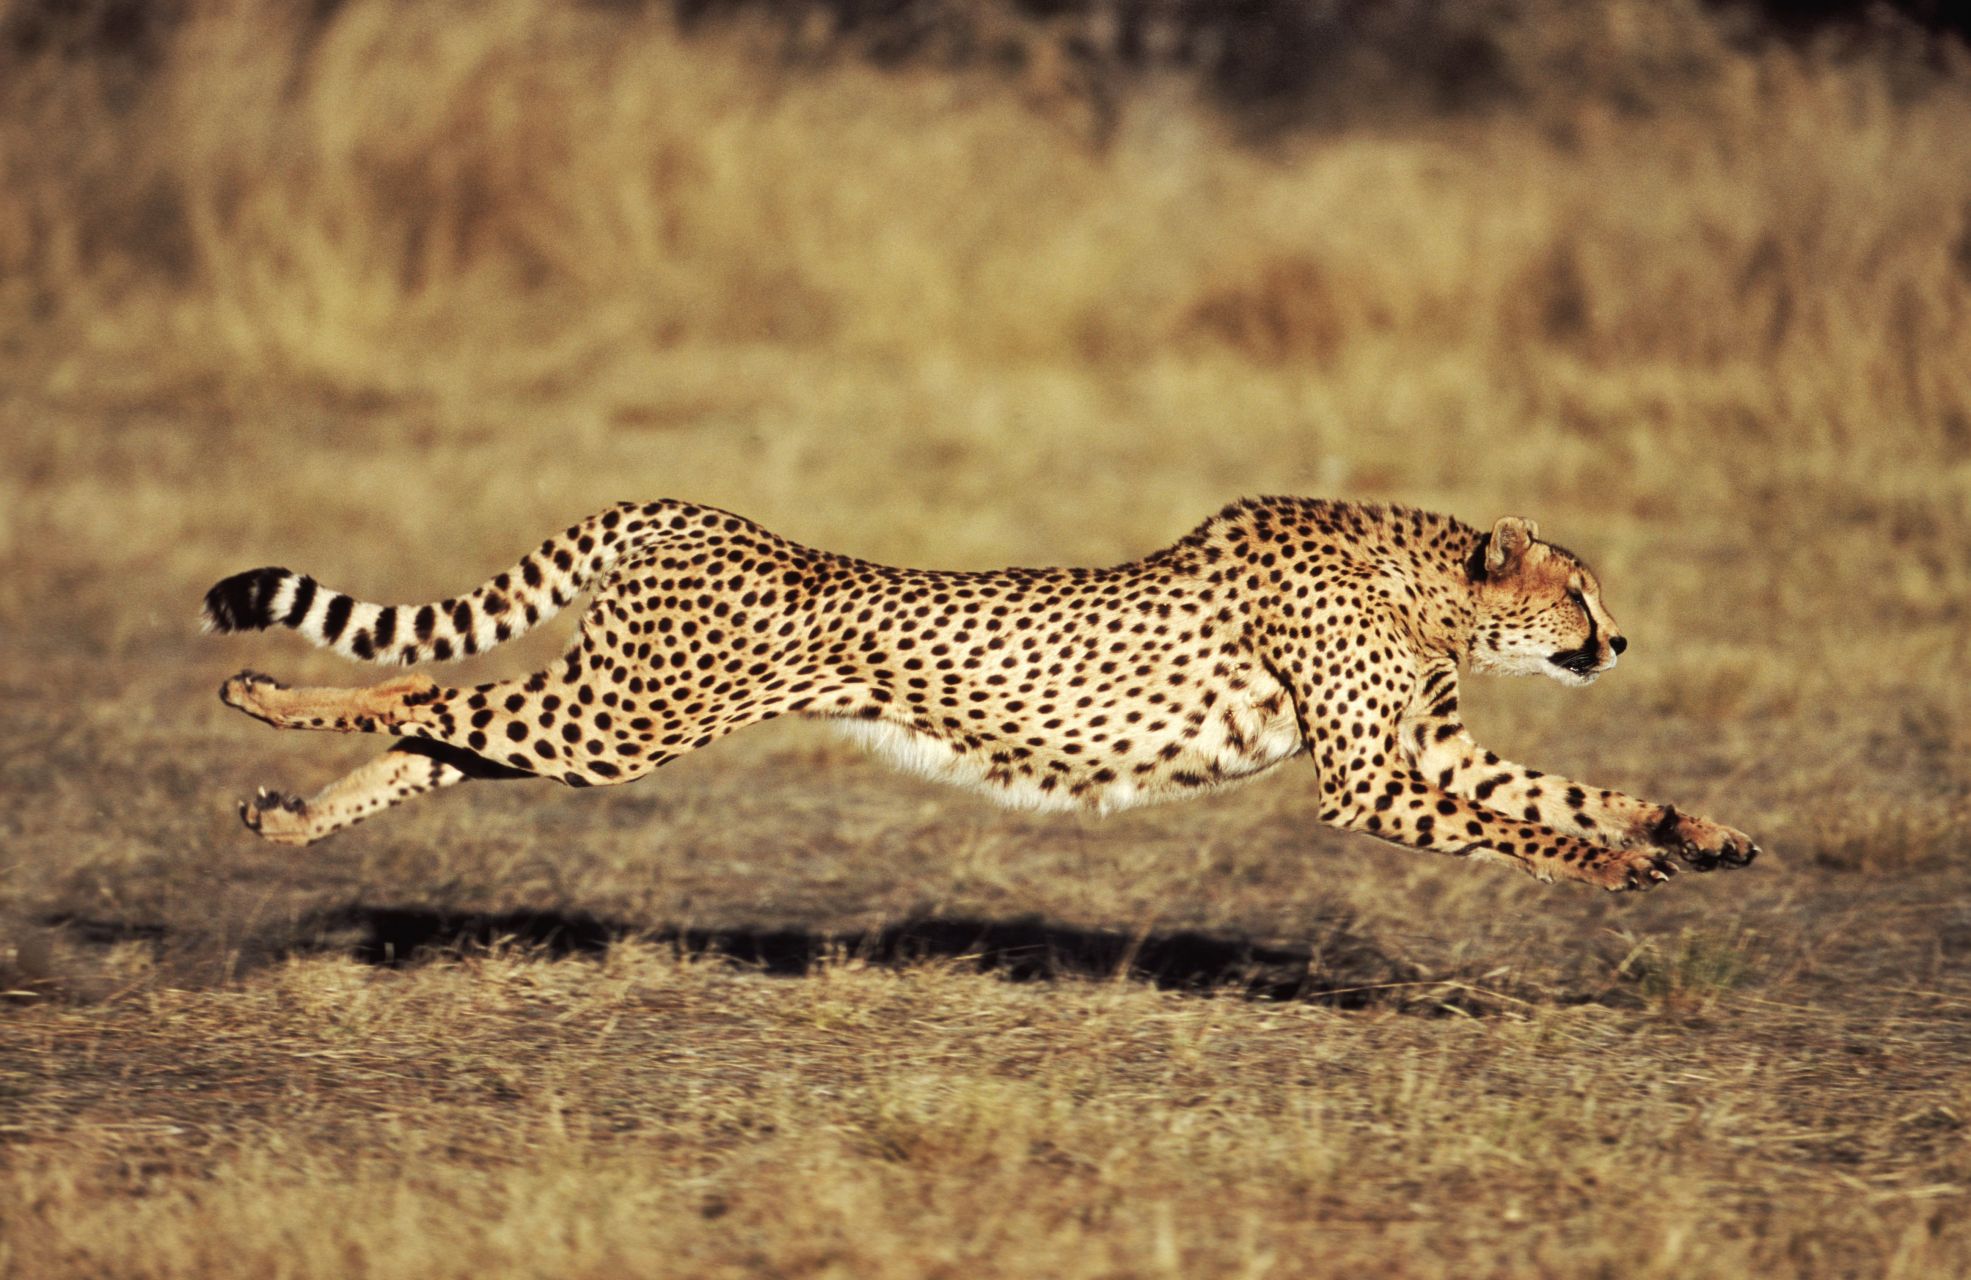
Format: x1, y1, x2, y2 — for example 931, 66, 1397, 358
1269, 634, 1672, 890
1396, 675, 1759, 872
1319, 753, 1681, 891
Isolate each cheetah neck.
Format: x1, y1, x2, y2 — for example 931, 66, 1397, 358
1396, 520, 1487, 665
1259, 499, 1483, 663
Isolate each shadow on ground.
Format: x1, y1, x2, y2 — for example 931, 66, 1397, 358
35, 905, 1532, 1014
326, 905, 1445, 1007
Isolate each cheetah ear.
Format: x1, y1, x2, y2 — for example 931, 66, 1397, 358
1482, 516, 1540, 577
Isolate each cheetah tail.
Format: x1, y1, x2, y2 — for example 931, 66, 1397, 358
198, 501, 672, 665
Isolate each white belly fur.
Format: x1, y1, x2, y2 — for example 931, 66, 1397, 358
831, 694, 1304, 816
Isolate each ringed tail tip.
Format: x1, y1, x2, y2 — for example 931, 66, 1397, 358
201, 567, 290, 635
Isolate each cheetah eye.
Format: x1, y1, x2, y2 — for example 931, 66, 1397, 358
1568, 589, 1587, 611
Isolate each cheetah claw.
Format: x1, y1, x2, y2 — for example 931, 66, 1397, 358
1653, 807, 1760, 872
239, 786, 304, 825
220, 669, 287, 709
1684, 831, 1760, 871
1616, 852, 1679, 892
1580, 846, 1680, 892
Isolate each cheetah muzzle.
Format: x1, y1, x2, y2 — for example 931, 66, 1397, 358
201, 498, 1763, 891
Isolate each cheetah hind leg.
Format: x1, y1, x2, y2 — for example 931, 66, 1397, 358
240, 740, 532, 847
220, 669, 439, 733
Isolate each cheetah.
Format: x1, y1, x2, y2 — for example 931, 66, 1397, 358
202, 498, 1759, 891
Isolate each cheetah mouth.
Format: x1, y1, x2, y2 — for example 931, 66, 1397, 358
1548, 648, 1603, 678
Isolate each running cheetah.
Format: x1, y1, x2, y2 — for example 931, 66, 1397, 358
203, 498, 1760, 890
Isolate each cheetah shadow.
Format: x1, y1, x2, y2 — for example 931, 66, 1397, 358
40, 906, 1551, 1015
289, 905, 1513, 1014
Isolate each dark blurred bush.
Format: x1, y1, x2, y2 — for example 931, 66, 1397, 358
7, 0, 1966, 132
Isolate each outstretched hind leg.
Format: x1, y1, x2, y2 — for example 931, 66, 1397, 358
220, 661, 772, 790
220, 669, 441, 733
219, 579, 799, 831
241, 740, 532, 847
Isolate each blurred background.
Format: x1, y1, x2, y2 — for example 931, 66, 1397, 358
6, 1, 1970, 558
4, 4, 1971, 1274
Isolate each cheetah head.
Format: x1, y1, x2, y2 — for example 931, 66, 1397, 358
1465, 516, 1627, 687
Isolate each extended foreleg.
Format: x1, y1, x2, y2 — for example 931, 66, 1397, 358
1401, 715, 1759, 871
1324, 764, 1681, 891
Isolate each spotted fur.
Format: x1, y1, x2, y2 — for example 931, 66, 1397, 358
205, 497, 1760, 889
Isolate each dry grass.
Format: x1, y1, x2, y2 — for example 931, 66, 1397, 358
3, 0, 1971, 1275
5, 944, 1970, 1278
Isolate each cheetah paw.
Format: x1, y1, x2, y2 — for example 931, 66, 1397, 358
1651, 807, 1760, 872
1587, 848, 1680, 893
238, 787, 316, 846
220, 670, 296, 726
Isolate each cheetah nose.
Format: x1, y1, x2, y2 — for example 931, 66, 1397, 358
1610, 635, 1628, 655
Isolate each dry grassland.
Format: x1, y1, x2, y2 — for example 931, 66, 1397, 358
3, 0, 1971, 1275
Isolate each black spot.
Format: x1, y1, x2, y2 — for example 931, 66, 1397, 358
372, 606, 397, 648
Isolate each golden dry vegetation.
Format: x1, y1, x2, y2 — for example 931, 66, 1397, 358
3, 0, 1971, 1275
